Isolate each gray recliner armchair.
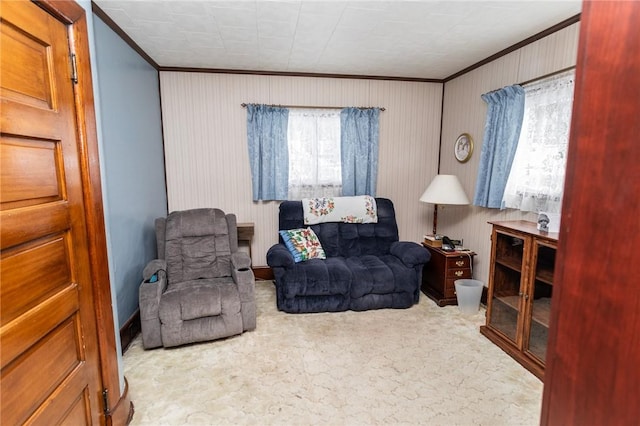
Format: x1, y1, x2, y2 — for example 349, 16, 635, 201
139, 208, 256, 349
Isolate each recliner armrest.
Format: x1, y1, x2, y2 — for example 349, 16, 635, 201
231, 252, 252, 271
231, 252, 254, 298
390, 241, 431, 267
139, 269, 167, 349
142, 259, 167, 281
266, 243, 295, 268
231, 256, 256, 331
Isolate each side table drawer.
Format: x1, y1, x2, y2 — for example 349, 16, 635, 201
446, 267, 472, 279
445, 256, 472, 269
444, 268, 473, 298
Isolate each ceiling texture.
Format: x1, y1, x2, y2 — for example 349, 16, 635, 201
93, 0, 582, 80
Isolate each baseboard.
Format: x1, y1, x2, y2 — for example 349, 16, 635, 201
253, 266, 274, 281
120, 310, 141, 354
107, 377, 134, 425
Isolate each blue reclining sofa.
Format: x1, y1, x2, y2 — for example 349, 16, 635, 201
266, 197, 430, 313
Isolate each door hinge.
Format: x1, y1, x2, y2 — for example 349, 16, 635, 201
70, 53, 78, 84
102, 388, 111, 416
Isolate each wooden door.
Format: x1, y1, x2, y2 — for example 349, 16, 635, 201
1, 1, 103, 424
541, 0, 640, 424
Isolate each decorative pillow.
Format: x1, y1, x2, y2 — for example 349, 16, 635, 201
279, 227, 326, 263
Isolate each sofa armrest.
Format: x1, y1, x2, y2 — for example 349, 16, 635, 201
266, 243, 295, 269
390, 241, 431, 267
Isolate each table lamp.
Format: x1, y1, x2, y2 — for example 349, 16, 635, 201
420, 174, 470, 237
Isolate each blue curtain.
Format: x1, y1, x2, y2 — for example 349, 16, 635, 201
246, 104, 289, 201
340, 108, 380, 196
473, 85, 525, 208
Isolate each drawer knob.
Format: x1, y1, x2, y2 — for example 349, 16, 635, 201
456, 260, 465, 267
454, 270, 464, 277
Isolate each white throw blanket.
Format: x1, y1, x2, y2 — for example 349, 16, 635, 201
302, 196, 378, 225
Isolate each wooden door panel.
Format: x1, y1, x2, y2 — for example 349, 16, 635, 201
1, 284, 79, 369
56, 392, 92, 426
0, 235, 71, 324
0, 1, 102, 423
1, 202, 70, 249
1, 318, 82, 424
0, 101, 63, 141
0, 18, 55, 110
1, 136, 64, 208
31, 378, 91, 426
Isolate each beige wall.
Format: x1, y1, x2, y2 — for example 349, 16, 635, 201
160, 73, 443, 266
159, 22, 579, 275
438, 23, 580, 284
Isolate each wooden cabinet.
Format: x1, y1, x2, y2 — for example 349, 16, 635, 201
481, 220, 557, 380
421, 244, 476, 306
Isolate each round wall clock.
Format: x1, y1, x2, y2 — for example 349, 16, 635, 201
454, 133, 474, 163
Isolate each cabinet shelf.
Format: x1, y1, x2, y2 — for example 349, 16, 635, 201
531, 297, 551, 328
495, 256, 523, 273
536, 270, 554, 285
496, 295, 519, 311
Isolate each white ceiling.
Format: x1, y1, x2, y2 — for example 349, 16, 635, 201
93, 0, 582, 80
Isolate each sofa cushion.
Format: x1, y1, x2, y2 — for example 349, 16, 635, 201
279, 227, 327, 262
178, 282, 222, 320
346, 255, 395, 298
280, 257, 351, 298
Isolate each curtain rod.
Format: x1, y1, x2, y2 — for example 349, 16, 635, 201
518, 65, 576, 87
241, 103, 385, 111
485, 65, 577, 96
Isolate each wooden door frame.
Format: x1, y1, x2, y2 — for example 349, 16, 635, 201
541, 0, 640, 424
33, 1, 133, 424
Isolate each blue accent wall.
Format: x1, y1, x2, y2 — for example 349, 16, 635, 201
92, 15, 167, 327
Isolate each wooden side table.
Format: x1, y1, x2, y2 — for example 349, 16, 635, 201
421, 244, 476, 306
237, 222, 254, 260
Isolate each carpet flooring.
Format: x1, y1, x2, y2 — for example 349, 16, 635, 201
123, 281, 543, 425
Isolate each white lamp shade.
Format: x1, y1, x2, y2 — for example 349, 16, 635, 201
420, 174, 470, 205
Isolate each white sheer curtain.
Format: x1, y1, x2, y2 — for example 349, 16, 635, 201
287, 108, 342, 200
502, 70, 575, 213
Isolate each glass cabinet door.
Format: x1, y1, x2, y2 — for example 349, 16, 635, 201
488, 231, 526, 344
525, 242, 555, 362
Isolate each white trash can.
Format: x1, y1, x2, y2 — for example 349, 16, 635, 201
454, 279, 484, 315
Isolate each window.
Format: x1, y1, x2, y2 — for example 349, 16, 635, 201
502, 70, 575, 213
246, 104, 380, 201
287, 108, 342, 200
